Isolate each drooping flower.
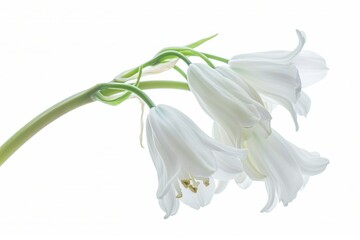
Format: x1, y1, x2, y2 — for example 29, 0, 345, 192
213, 124, 329, 212
187, 63, 272, 146
146, 104, 246, 218
229, 30, 328, 130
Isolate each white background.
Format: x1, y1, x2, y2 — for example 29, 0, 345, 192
0, 0, 358, 239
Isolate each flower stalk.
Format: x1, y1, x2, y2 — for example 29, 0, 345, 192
0, 85, 97, 166
0, 82, 171, 166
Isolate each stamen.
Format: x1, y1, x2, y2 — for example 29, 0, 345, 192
181, 179, 191, 188
190, 175, 200, 188
174, 181, 183, 198
188, 185, 198, 193
181, 175, 205, 193
203, 178, 210, 187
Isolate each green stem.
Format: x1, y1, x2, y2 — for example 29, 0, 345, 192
118, 50, 191, 79
100, 80, 190, 96
96, 83, 156, 108
202, 53, 229, 63
0, 85, 98, 166
139, 80, 189, 91
158, 47, 215, 68
0, 83, 157, 166
173, 66, 187, 80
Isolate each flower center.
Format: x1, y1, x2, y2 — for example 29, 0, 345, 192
180, 176, 210, 194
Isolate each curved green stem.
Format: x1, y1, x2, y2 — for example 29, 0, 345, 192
173, 66, 187, 80
158, 47, 215, 68
0, 85, 98, 166
118, 50, 191, 80
96, 83, 155, 108
0, 83, 157, 166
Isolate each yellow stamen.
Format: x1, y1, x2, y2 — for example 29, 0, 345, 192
181, 179, 191, 188
188, 185, 198, 193
203, 178, 210, 187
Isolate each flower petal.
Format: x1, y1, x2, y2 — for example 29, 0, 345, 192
212, 151, 244, 180
179, 177, 216, 209
158, 188, 180, 219
287, 141, 329, 176
229, 61, 301, 104
294, 51, 328, 87
294, 91, 311, 117
146, 122, 180, 198
230, 30, 306, 64
212, 122, 237, 147
245, 128, 306, 209
215, 180, 229, 194
188, 63, 272, 141
215, 66, 265, 105
261, 178, 279, 212
234, 172, 252, 189
148, 105, 217, 178
262, 94, 300, 131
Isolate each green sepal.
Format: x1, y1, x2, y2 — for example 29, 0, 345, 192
186, 33, 218, 49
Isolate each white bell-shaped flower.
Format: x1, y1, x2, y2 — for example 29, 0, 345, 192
187, 63, 272, 146
229, 30, 328, 130
146, 104, 246, 218
213, 124, 329, 212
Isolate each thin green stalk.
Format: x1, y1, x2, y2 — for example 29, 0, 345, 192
173, 66, 187, 80
158, 47, 215, 68
0, 85, 98, 166
0, 83, 158, 166
96, 83, 156, 108
100, 80, 190, 96
202, 53, 229, 63
139, 80, 189, 91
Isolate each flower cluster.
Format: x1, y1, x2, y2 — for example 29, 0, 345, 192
140, 30, 328, 218
0, 30, 329, 219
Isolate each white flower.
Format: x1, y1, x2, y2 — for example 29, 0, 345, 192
146, 104, 246, 218
187, 63, 272, 146
229, 30, 328, 130
213, 124, 329, 212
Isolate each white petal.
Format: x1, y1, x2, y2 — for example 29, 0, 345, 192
287, 141, 329, 176
146, 122, 180, 198
229, 61, 301, 104
212, 122, 238, 147
294, 51, 328, 87
215, 180, 229, 194
245, 127, 305, 208
229, 31, 306, 129
180, 178, 215, 209
158, 188, 180, 219
294, 91, 311, 117
261, 178, 279, 212
212, 151, 244, 181
234, 172, 252, 189
114, 59, 178, 82
230, 30, 306, 64
262, 94, 300, 131
148, 105, 217, 178
188, 63, 272, 140
215, 65, 265, 105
